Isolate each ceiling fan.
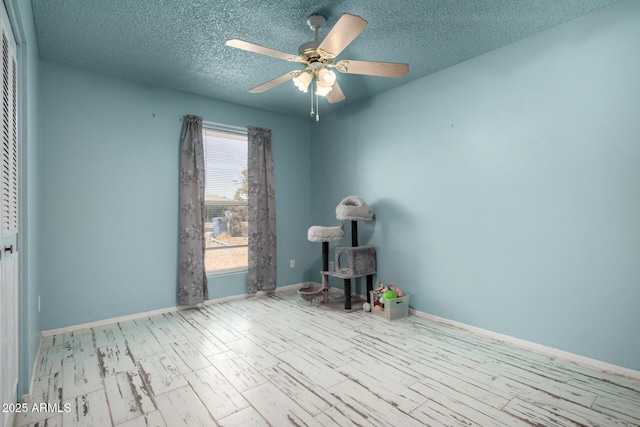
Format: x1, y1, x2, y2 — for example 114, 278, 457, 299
226, 13, 409, 120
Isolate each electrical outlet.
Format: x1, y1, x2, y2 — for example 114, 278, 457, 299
290, 259, 295, 268
329, 261, 334, 271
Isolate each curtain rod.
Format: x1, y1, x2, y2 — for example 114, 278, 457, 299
203, 120, 248, 135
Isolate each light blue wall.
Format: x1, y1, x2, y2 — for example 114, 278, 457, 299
312, 1, 640, 370
39, 61, 313, 330
6, 0, 42, 398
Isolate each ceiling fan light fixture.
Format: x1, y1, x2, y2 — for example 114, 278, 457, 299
293, 71, 312, 92
317, 68, 336, 86
315, 82, 333, 97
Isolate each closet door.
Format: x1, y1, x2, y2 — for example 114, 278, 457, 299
0, 3, 18, 426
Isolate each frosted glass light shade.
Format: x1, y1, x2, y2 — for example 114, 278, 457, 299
317, 68, 336, 86
293, 72, 312, 92
315, 83, 332, 96
315, 69, 335, 97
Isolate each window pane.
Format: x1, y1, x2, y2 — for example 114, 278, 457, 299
203, 128, 248, 274
203, 129, 248, 201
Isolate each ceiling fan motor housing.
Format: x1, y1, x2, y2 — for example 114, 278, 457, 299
298, 40, 321, 55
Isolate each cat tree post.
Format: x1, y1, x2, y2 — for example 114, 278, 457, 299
351, 220, 358, 247
322, 241, 329, 302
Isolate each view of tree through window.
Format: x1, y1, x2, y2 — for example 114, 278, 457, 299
202, 128, 248, 273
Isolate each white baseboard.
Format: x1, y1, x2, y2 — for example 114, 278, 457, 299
5, 413, 15, 427
41, 282, 307, 337
410, 309, 640, 380
22, 337, 42, 403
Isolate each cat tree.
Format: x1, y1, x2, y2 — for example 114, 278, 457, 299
301, 196, 376, 309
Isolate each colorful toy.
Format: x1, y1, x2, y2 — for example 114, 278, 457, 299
383, 289, 397, 299
388, 284, 403, 298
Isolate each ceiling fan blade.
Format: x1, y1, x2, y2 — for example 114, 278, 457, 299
226, 39, 296, 61
335, 59, 409, 78
249, 72, 295, 93
317, 14, 367, 58
326, 80, 345, 104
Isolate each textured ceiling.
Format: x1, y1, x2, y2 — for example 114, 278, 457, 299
32, 0, 623, 119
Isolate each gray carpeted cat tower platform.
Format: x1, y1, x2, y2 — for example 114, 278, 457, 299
300, 196, 376, 310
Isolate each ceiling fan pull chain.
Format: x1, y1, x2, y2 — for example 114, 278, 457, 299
316, 89, 320, 121
310, 79, 315, 117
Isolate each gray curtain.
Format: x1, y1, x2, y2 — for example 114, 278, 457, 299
178, 115, 209, 305
247, 126, 277, 294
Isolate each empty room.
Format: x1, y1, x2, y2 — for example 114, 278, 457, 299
1, 0, 639, 426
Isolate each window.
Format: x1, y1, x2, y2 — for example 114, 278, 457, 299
202, 127, 248, 274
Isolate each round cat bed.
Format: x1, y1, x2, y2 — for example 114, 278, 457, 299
307, 225, 344, 242
297, 283, 324, 303
336, 196, 373, 221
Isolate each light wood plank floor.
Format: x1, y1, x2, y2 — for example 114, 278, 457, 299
15, 289, 640, 426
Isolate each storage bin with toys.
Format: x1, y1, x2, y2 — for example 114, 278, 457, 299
368, 284, 410, 320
